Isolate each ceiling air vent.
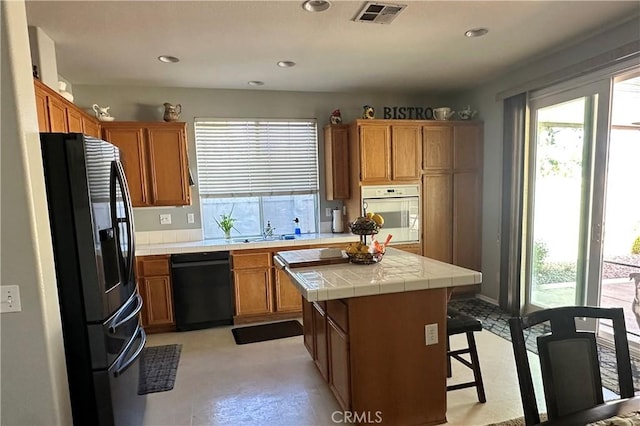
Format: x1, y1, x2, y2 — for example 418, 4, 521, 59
354, 2, 407, 24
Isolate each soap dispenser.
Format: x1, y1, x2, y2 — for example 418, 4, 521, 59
294, 218, 301, 235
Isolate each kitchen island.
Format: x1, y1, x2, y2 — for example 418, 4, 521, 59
276, 247, 482, 426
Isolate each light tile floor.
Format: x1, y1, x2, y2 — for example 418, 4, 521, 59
143, 322, 543, 426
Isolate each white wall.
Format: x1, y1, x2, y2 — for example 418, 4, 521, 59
27, 25, 58, 90
1, 1, 71, 424
73, 86, 443, 232
450, 17, 640, 302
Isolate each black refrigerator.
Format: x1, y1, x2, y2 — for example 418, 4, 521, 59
40, 133, 146, 426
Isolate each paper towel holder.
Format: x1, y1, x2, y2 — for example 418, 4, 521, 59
331, 209, 343, 233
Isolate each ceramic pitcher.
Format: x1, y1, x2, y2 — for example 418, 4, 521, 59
163, 103, 182, 122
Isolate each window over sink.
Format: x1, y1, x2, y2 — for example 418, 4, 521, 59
194, 118, 319, 240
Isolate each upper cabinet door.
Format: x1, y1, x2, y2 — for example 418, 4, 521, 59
102, 127, 149, 207
423, 126, 452, 170
391, 125, 422, 181
359, 125, 391, 182
48, 97, 68, 132
34, 86, 50, 131
67, 108, 83, 133
453, 125, 482, 171
324, 125, 350, 200
146, 125, 190, 206
82, 116, 101, 138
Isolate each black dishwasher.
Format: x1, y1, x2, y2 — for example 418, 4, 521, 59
171, 252, 234, 331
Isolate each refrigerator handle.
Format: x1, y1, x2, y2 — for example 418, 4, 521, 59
110, 160, 136, 285
108, 294, 143, 334
113, 325, 146, 378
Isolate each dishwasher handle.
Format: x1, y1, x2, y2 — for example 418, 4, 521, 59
171, 259, 229, 268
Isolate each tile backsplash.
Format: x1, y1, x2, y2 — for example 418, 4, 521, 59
136, 228, 203, 245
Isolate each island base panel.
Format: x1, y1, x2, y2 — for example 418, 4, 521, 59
348, 288, 447, 425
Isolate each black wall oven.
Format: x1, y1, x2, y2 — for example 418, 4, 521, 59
41, 133, 146, 426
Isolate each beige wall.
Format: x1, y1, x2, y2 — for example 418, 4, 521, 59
73, 86, 443, 232
1, 1, 71, 424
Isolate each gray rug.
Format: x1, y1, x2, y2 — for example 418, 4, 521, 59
449, 298, 640, 395
138, 344, 182, 395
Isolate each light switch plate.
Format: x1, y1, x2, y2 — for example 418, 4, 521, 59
1, 285, 22, 313
160, 214, 172, 225
425, 323, 438, 345
325, 208, 332, 217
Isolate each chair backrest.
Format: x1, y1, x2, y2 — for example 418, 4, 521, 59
508, 306, 634, 425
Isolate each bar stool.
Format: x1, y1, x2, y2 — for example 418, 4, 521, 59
446, 307, 486, 403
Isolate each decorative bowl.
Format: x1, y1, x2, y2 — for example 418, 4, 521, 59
347, 251, 384, 265
349, 217, 380, 235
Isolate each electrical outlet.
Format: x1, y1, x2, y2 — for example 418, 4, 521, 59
425, 323, 438, 345
187, 213, 195, 224
342, 205, 346, 215
1, 285, 22, 313
325, 207, 332, 217
159, 214, 172, 225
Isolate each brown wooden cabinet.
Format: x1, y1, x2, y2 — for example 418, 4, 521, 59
302, 298, 315, 357
136, 255, 175, 333
348, 120, 422, 184
422, 122, 483, 293
33, 78, 100, 135
82, 115, 101, 138
303, 289, 448, 424
392, 243, 423, 255
324, 124, 350, 200
274, 267, 303, 312
101, 122, 191, 207
313, 301, 330, 382
232, 251, 273, 316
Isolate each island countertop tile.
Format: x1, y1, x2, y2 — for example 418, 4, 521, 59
279, 247, 482, 301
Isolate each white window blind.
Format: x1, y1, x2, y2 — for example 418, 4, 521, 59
194, 119, 319, 197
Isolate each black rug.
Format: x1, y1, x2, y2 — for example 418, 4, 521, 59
138, 344, 182, 395
449, 298, 640, 395
232, 320, 303, 345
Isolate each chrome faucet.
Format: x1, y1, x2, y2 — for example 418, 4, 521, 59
264, 221, 275, 238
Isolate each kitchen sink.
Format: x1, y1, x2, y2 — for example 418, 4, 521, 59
232, 235, 296, 243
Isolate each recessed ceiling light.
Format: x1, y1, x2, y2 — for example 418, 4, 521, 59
464, 28, 488, 38
248, 81, 265, 86
277, 61, 296, 68
158, 55, 180, 63
302, 0, 331, 12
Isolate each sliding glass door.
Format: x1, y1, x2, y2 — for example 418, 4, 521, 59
524, 79, 612, 311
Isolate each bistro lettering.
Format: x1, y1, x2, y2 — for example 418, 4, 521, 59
382, 106, 433, 119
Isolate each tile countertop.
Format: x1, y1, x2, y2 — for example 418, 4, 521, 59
279, 247, 482, 302
135, 233, 359, 256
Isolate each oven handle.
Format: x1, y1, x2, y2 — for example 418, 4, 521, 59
109, 294, 143, 334
113, 325, 146, 378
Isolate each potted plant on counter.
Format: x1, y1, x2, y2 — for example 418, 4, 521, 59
215, 208, 238, 240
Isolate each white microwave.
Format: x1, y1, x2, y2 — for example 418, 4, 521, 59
361, 185, 420, 244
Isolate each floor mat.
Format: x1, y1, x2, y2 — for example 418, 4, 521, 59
138, 344, 182, 395
232, 320, 303, 345
449, 298, 640, 395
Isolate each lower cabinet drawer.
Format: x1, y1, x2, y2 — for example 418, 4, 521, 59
233, 252, 272, 269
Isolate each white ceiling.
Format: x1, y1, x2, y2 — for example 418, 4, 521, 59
25, 1, 640, 94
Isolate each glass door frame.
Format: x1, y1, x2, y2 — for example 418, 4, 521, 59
522, 78, 613, 314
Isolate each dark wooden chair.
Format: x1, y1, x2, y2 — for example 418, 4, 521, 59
446, 307, 486, 403
508, 306, 634, 426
